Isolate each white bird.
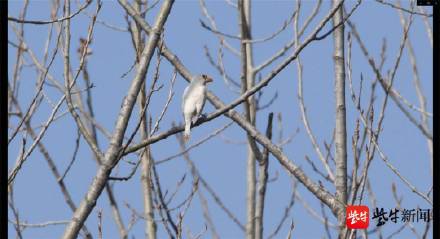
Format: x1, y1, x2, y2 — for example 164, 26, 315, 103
182, 74, 213, 141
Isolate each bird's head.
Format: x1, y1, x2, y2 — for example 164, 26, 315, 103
200, 74, 213, 85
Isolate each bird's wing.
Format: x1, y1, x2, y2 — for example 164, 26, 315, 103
198, 88, 207, 117
182, 83, 191, 111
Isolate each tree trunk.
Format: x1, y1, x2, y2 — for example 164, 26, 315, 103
332, 0, 348, 238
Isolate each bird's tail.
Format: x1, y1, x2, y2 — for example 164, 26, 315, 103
183, 122, 191, 142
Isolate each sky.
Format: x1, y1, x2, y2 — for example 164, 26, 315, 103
8, 0, 433, 238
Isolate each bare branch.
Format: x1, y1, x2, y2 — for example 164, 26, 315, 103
203, 45, 241, 92
8, 0, 92, 24
8, 95, 66, 185
156, 121, 233, 165
255, 113, 273, 239
8, 219, 70, 228
396, 1, 432, 174
175, 131, 242, 235
151, 162, 178, 238
97, 209, 103, 239
417, 6, 433, 47
294, 1, 335, 182
8, 184, 24, 239
286, 219, 295, 239
59, 128, 82, 181
253, 39, 295, 74
150, 70, 177, 135
199, 0, 240, 56
8, 94, 94, 239
267, 180, 297, 239
294, 187, 338, 229
8, 21, 63, 145
347, 18, 433, 140
63, 0, 104, 160
375, 0, 433, 17
61, 1, 175, 238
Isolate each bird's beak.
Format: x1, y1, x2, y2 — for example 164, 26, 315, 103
206, 77, 213, 83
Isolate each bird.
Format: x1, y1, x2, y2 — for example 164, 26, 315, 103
182, 74, 213, 141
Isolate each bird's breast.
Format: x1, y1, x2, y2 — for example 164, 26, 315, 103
183, 85, 206, 108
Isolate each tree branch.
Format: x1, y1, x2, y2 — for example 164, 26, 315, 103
61, 1, 175, 238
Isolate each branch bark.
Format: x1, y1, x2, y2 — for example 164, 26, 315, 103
255, 113, 273, 239
238, 0, 259, 238
129, 2, 158, 237
331, 1, 348, 237
61, 1, 174, 238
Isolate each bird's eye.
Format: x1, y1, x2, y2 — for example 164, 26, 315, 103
202, 74, 207, 79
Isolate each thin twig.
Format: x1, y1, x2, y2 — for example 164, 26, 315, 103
8, 219, 70, 228
375, 0, 433, 17
267, 180, 297, 239
8, 0, 92, 24
150, 70, 177, 135
156, 121, 233, 165
59, 128, 82, 181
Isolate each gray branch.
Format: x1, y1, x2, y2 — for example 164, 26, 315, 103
61, 1, 175, 238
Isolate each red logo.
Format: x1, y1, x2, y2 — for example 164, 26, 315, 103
346, 205, 369, 229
